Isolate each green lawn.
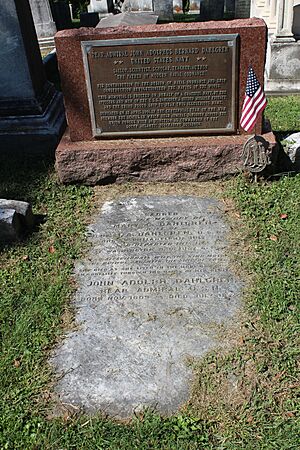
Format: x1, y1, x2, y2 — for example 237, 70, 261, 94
0, 97, 299, 449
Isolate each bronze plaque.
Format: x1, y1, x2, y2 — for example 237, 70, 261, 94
82, 35, 238, 137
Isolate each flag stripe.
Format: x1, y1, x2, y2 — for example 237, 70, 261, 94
241, 92, 265, 129
240, 66, 267, 132
241, 99, 266, 131
241, 95, 267, 131
241, 86, 263, 117
241, 87, 264, 125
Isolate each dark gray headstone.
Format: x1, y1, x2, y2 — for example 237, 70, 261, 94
50, 0, 72, 30
52, 196, 243, 418
0, 1, 37, 101
0, 0, 65, 157
201, 0, 225, 21
80, 12, 100, 27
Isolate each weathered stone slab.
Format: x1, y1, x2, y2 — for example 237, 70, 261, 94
52, 196, 243, 418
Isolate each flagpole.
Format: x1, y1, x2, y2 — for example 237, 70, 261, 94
240, 66, 267, 181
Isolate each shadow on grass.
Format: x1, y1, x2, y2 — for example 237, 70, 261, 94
0, 156, 50, 250
0, 154, 54, 203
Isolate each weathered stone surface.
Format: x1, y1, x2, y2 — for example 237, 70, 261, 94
153, 0, 173, 20
52, 196, 243, 417
28, 0, 56, 39
0, 208, 22, 243
267, 41, 300, 93
0, 199, 35, 229
283, 132, 300, 171
235, 0, 251, 19
121, 0, 154, 13
55, 131, 278, 185
97, 11, 158, 28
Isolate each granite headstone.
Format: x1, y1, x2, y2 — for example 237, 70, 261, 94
0, 0, 65, 157
55, 18, 278, 184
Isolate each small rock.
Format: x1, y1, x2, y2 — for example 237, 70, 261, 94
0, 199, 35, 230
282, 132, 300, 171
0, 208, 22, 243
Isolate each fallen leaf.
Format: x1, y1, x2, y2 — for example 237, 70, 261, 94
13, 359, 21, 368
49, 246, 55, 254
269, 235, 278, 241
286, 411, 295, 418
22, 255, 29, 261
280, 213, 288, 219
247, 415, 254, 423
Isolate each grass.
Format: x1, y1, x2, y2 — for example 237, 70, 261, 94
0, 97, 299, 448
189, 174, 300, 449
266, 96, 300, 133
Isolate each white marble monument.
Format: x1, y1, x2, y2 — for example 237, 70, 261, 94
251, 0, 300, 93
29, 0, 56, 51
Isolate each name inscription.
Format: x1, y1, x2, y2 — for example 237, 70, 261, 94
75, 197, 242, 318
82, 35, 238, 137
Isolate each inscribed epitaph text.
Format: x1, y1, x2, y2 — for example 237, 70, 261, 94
82, 35, 238, 137
52, 196, 242, 417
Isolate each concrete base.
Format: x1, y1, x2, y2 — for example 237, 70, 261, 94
55, 130, 278, 185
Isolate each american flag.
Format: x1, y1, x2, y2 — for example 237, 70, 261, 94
240, 66, 267, 132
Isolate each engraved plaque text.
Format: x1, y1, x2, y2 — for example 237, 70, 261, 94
82, 35, 238, 137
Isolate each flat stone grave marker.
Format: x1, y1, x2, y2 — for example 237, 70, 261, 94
52, 196, 243, 417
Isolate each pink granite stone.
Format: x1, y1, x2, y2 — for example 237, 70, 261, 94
55, 19, 267, 142
55, 19, 270, 184
56, 131, 277, 185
